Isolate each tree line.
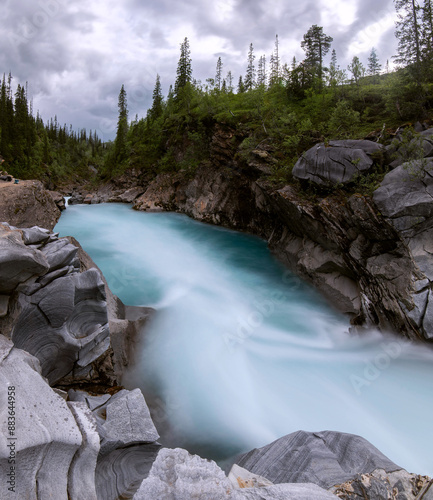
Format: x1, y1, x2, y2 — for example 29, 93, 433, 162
104, 0, 433, 182
2, 0, 433, 186
0, 73, 105, 185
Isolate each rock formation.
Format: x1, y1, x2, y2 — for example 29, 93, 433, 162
292, 140, 385, 187
130, 126, 433, 341
0, 178, 61, 230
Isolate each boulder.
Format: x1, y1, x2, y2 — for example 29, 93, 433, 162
235, 431, 400, 489
373, 159, 433, 230
95, 444, 161, 500
68, 388, 159, 455
0, 335, 82, 499
0, 180, 61, 230
0, 223, 114, 386
331, 468, 432, 499
11, 269, 110, 385
133, 448, 337, 500
0, 224, 49, 293
292, 140, 384, 187
48, 190, 66, 211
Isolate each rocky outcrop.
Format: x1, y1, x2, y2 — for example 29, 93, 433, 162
0, 179, 61, 230
0, 223, 112, 386
129, 125, 433, 341
292, 140, 385, 187
234, 431, 431, 499
373, 159, 433, 339
132, 161, 425, 339
0, 335, 83, 500
0, 222, 150, 388
133, 447, 337, 500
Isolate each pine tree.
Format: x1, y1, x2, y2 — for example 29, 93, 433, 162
257, 55, 267, 87
114, 84, 128, 165
226, 71, 234, 92
367, 47, 382, 80
269, 34, 280, 86
174, 37, 192, 99
215, 57, 223, 91
347, 56, 365, 85
422, 0, 433, 61
244, 43, 256, 90
394, 0, 422, 78
300, 25, 333, 87
150, 74, 164, 121
237, 75, 245, 93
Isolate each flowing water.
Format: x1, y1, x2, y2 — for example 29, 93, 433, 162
55, 203, 433, 476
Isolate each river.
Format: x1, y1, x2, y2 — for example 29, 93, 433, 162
55, 202, 433, 475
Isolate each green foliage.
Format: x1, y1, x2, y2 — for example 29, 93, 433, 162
328, 100, 361, 137
0, 73, 106, 185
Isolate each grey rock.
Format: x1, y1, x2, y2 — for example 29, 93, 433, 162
240, 484, 338, 499
229, 464, 274, 488
331, 468, 432, 499
69, 388, 159, 455
133, 447, 237, 499
0, 295, 9, 317
133, 448, 337, 500
0, 335, 82, 500
292, 140, 384, 187
96, 444, 161, 500
40, 238, 80, 271
373, 159, 433, 221
11, 268, 110, 384
0, 224, 49, 293
20, 225, 51, 245
67, 402, 100, 500
235, 431, 401, 489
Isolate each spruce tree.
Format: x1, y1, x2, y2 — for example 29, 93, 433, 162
244, 43, 256, 90
367, 47, 382, 80
114, 84, 128, 165
301, 25, 333, 87
257, 55, 267, 87
394, 0, 422, 79
150, 74, 164, 121
237, 75, 245, 93
215, 57, 223, 91
174, 37, 192, 99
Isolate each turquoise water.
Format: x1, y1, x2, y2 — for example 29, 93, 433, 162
56, 203, 433, 475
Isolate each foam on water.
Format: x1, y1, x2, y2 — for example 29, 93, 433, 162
56, 203, 433, 475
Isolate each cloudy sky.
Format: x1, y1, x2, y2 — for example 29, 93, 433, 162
0, 0, 398, 141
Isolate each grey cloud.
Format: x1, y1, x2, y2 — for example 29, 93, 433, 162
0, 0, 400, 140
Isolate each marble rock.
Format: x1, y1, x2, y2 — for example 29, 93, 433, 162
235, 430, 401, 489
11, 268, 110, 384
0, 224, 49, 293
133, 447, 338, 500
69, 388, 159, 455
0, 335, 82, 500
67, 402, 100, 500
292, 140, 384, 187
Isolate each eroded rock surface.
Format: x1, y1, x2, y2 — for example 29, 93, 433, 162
0, 179, 60, 230
0, 335, 82, 500
133, 447, 337, 500
292, 140, 384, 187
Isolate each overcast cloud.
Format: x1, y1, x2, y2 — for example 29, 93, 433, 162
0, 0, 398, 140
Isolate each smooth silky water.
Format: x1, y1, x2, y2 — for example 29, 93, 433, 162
55, 203, 433, 475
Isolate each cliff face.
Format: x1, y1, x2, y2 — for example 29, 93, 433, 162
132, 126, 433, 342
0, 179, 61, 230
